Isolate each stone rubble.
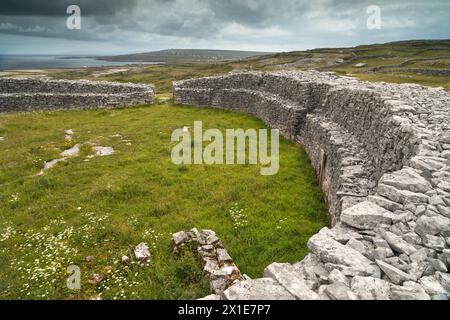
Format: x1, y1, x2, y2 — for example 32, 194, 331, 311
172, 229, 244, 295
173, 71, 450, 300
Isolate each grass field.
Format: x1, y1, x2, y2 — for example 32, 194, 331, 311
0, 102, 329, 299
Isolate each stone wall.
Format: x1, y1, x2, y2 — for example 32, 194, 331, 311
0, 78, 155, 112
173, 71, 450, 300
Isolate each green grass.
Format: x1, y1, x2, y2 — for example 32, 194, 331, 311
0, 102, 329, 300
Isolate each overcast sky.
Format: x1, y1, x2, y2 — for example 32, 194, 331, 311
0, 0, 449, 55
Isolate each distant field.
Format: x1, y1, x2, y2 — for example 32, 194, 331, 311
42, 40, 450, 94
0, 102, 328, 299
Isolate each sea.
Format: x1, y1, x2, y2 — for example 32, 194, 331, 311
0, 55, 154, 70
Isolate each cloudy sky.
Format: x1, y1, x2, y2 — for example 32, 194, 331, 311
0, 0, 449, 54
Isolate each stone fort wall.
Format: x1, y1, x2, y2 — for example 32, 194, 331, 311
0, 78, 155, 112
173, 71, 450, 300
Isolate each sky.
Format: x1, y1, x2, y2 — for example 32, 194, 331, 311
0, 0, 449, 55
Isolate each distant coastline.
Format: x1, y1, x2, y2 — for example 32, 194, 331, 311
0, 55, 158, 71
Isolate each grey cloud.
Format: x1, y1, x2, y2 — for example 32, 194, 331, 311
0, 0, 137, 16
0, 0, 448, 54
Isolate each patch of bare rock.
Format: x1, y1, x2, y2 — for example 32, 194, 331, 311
38, 129, 116, 175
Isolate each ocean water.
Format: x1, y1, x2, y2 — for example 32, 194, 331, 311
0, 55, 152, 70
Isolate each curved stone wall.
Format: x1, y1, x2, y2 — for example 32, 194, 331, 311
173, 71, 450, 300
0, 78, 155, 112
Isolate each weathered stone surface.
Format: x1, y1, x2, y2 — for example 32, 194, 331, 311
222, 278, 296, 300
379, 168, 432, 193
415, 214, 450, 236
341, 201, 395, 230
263, 263, 319, 300
217, 248, 233, 265
419, 275, 447, 296
328, 269, 349, 286
442, 249, 450, 264
292, 253, 327, 290
308, 228, 377, 276
422, 235, 446, 252
437, 205, 450, 218
172, 231, 189, 246
346, 238, 368, 255
368, 195, 403, 212
324, 282, 358, 300
410, 156, 447, 172
380, 230, 417, 255
94, 146, 114, 156
134, 243, 151, 262
390, 282, 430, 300
376, 260, 414, 285
377, 184, 429, 204
429, 258, 448, 273
435, 272, 450, 291
351, 276, 391, 300
61, 144, 81, 157
410, 248, 431, 263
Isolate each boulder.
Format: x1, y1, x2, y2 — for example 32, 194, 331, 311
324, 282, 358, 300
134, 242, 151, 262
61, 144, 81, 157
422, 235, 446, 252
293, 253, 328, 289
379, 168, 432, 193
308, 228, 377, 276
377, 184, 429, 204
172, 231, 190, 246
341, 201, 395, 230
376, 260, 414, 285
222, 278, 296, 300
390, 282, 430, 300
415, 214, 450, 236
263, 263, 319, 300
328, 269, 349, 286
419, 275, 447, 296
428, 258, 448, 273
368, 195, 403, 212
380, 230, 417, 255
435, 272, 450, 291
350, 276, 391, 300
410, 156, 446, 172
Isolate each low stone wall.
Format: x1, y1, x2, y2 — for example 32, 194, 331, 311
0, 78, 155, 112
173, 71, 450, 300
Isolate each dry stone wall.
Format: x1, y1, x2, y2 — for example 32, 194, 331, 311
173, 71, 450, 300
0, 78, 155, 112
